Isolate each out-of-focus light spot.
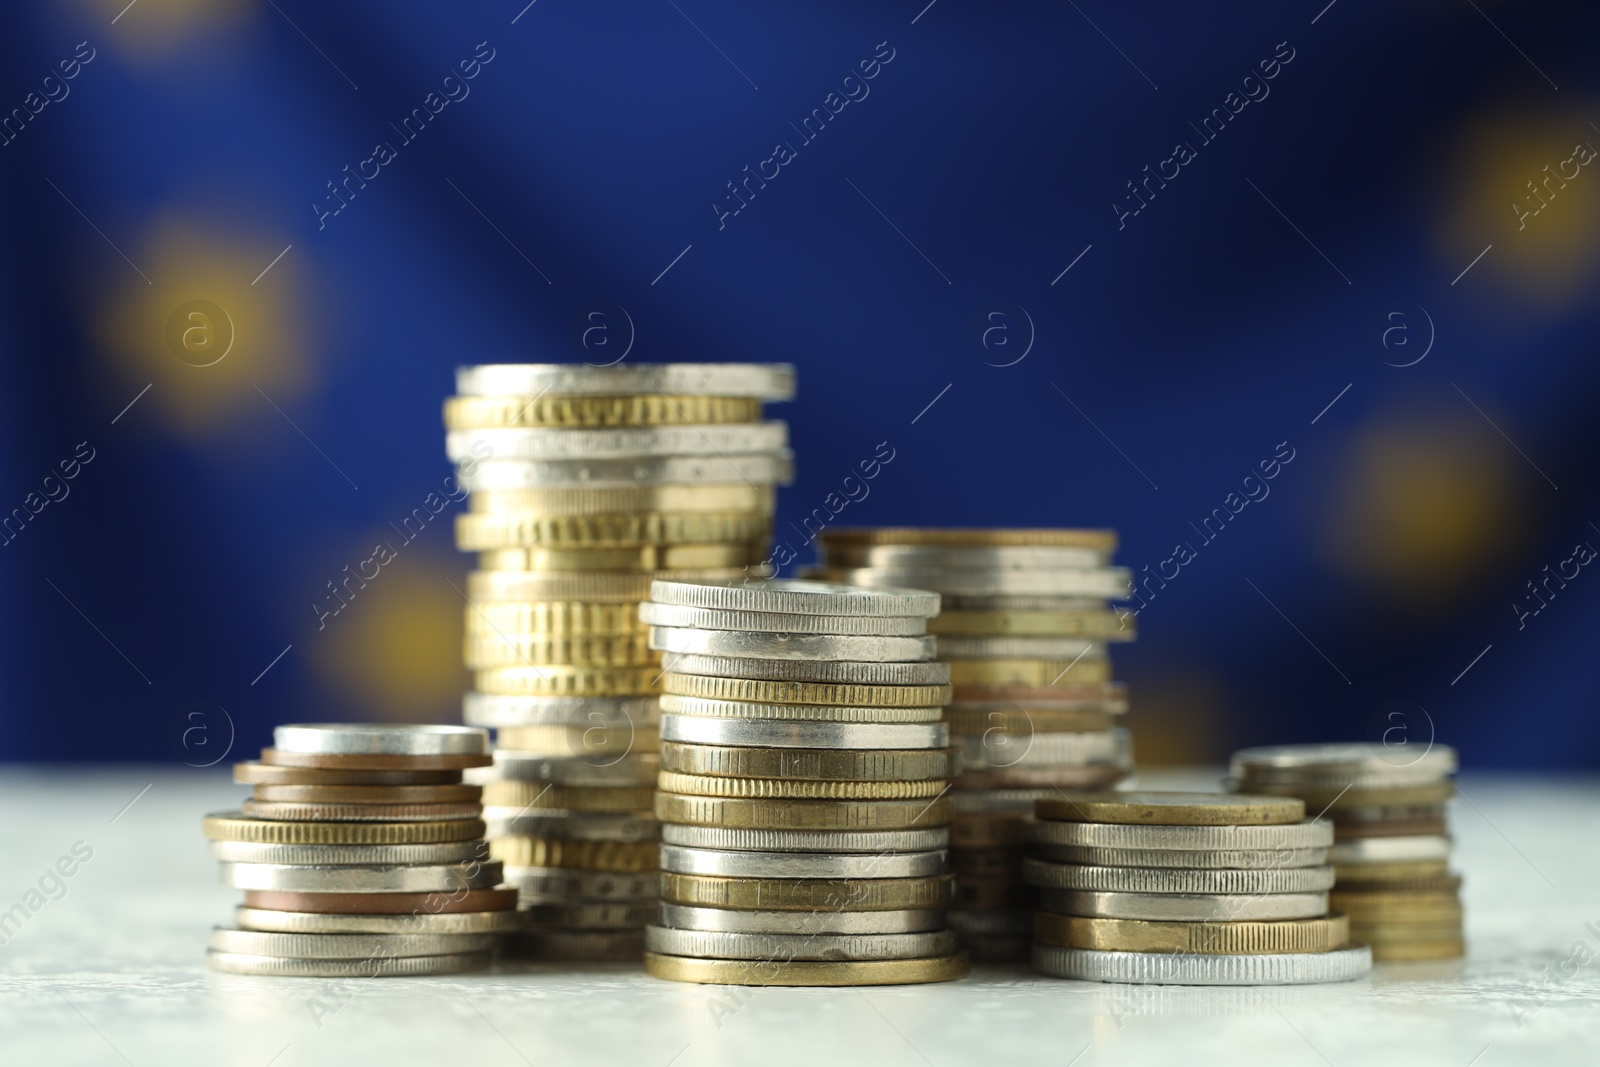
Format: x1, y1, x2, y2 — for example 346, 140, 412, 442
86, 0, 255, 59
1437, 108, 1600, 308
1127, 672, 1227, 766
308, 555, 468, 724
95, 214, 313, 438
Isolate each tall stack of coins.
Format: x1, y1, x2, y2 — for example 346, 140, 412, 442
640, 577, 968, 986
1027, 792, 1372, 984
1229, 744, 1464, 961
447, 364, 795, 959
809, 528, 1135, 960
202, 725, 518, 976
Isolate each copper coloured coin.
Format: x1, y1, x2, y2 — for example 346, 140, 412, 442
242, 888, 519, 914
261, 748, 492, 771
251, 784, 483, 804
234, 762, 464, 786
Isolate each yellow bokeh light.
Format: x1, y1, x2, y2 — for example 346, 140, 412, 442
85, 0, 256, 60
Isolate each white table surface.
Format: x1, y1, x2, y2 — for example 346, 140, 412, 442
1, 766, 1595, 1066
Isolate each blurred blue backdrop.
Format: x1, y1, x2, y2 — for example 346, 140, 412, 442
2, 0, 1596, 767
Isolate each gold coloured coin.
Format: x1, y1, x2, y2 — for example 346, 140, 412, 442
655, 792, 952, 830
232, 762, 464, 786
949, 813, 1033, 848
1333, 860, 1451, 884
956, 765, 1128, 791
469, 484, 775, 515
489, 836, 660, 871
943, 708, 1120, 735
818, 528, 1116, 549
1369, 940, 1465, 961
1242, 781, 1456, 808
655, 771, 947, 800
1036, 791, 1306, 826
644, 951, 968, 986
947, 659, 1111, 686
662, 673, 951, 708
477, 666, 662, 697
494, 724, 659, 755
930, 610, 1133, 639
469, 570, 658, 603
658, 742, 958, 781
250, 784, 481, 804
1331, 873, 1463, 897
260, 748, 491, 771
201, 813, 486, 845
456, 511, 772, 550
465, 602, 647, 636
464, 633, 656, 669
482, 780, 655, 812
472, 542, 768, 573
950, 683, 1125, 706
659, 872, 955, 911
444, 394, 762, 429
1035, 913, 1350, 954
239, 800, 483, 822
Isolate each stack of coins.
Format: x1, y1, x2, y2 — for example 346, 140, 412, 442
809, 528, 1135, 961
640, 577, 968, 986
1027, 791, 1372, 984
202, 724, 519, 977
447, 363, 795, 960
1229, 743, 1464, 961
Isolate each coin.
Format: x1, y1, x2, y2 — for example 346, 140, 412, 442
1367, 940, 1465, 962
207, 950, 492, 977
469, 569, 658, 602
463, 633, 656, 668
1036, 792, 1306, 826
1230, 742, 1458, 780
644, 951, 968, 985
240, 800, 483, 822
930, 609, 1130, 638
639, 601, 929, 636
456, 511, 773, 550
501, 866, 658, 902
815, 567, 1130, 598
472, 752, 658, 786
949, 683, 1124, 705
650, 577, 939, 618
951, 789, 1056, 815
645, 926, 959, 962
476, 665, 663, 697
1333, 860, 1452, 883
1022, 860, 1335, 894
482, 808, 660, 842
241, 888, 519, 914
662, 905, 944, 936
656, 772, 947, 801
1038, 889, 1330, 922
950, 849, 1024, 878
492, 724, 658, 755
444, 393, 764, 430
202, 813, 487, 845
489, 836, 660, 871
232, 762, 465, 786
662, 673, 952, 708
659, 695, 943, 724
1328, 836, 1452, 863
953, 877, 1034, 910
208, 926, 496, 958
1330, 810, 1449, 838
945, 659, 1110, 686
662, 654, 950, 686
454, 363, 796, 400
649, 628, 937, 664
943, 707, 1120, 735
218, 861, 503, 893
1036, 844, 1329, 869
464, 602, 650, 637
821, 528, 1117, 549
261, 748, 492, 771
659, 873, 955, 911
660, 825, 948, 854
470, 485, 775, 518
1031, 944, 1371, 985
481, 781, 655, 812
523, 901, 658, 929
508, 929, 646, 961
209, 841, 487, 866
659, 716, 948, 751
1031, 819, 1334, 850
949, 814, 1033, 848
463, 693, 659, 728
659, 742, 957, 781
659, 845, 947, 880
459, 455, 793, 491
1330, 873, 1463, 895
955, 765, 1130, 791
1035, 913, 1351, 954
946, 910, 1033, 936
447, 423, 790, 461
656, 793, 952, 830
1240, 780, 1455, 808
957, 729, 1127, 768
936, 637, 1104, 661
250, 784, 483, 805
234, 906, 525, 935
274, 724, 489, 758
820, 545, 1113, 570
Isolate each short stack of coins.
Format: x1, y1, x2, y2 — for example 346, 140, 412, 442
447, 363, 795, 959
1229, 743, 1464, 961
640, 577, 969, 986
202, 724, 518, 976
1027, 791, 1372, 984
809, 528, 1135, 961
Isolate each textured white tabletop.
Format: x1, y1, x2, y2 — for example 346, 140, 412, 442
1, 767, 1595, 1066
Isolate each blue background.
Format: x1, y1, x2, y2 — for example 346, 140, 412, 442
2, 0, 1596, 767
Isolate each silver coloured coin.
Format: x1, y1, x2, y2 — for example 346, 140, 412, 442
946, 694, 1128, 715
524, 901, 658, 930
1036, 844, 1330, 869
505, 929, 645, 961
661, 824, 948, 853
644, 925, 959, 962
639, 602, 928, 636
458, 453, 794, 490
659, 694, 944, 724
1328, 835, 1453, 863
469, 752, 658, 786
208, 926, 495, 958
820, 545, 1112, 571
454, 363, 797, 400
1230, 742, 1457, 779
660, 845, 948, 879
659, 715, 948, 751
825, 567, 1131, 598
483, 808, 659, 841
1022, 859, 1335, 894
650, 627, 936, 664
207, 950, 490, 977
501, 866, 657, 902
273, 723, 488, 757
951, 789, 1055, 815
938, 595, 1110, 612
446, 423, 789, 461
658, 903, 944, 935
1031, 819, 1335, 850
662, 654, 949, 685
649, 578, 939, 618
463, 693, 659, 728
209, 841, 487, 866
945, 909, 1032, 936
1038, 888, 1330, 921
1032, 944, 1372, 985
218, 861, 502, 893
935, 636, 1105, 661
234, 906, 524, 935
959, 729, 1128, 769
